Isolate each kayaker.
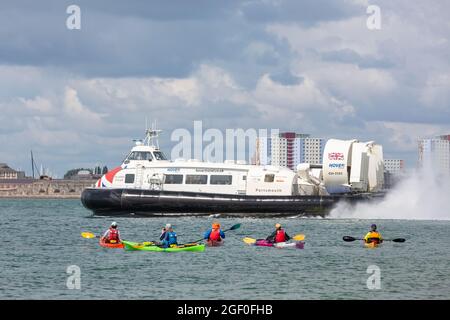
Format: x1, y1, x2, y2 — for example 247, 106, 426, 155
266, 223, 291, 243
364, 224, 383, 244
102, 221, 121, 244
203, 222, 226, 242
161, 225, 178, 248
160, 223, 171, 241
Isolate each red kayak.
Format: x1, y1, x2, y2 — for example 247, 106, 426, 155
99, 238, 124, 249
206, 240, 224, 247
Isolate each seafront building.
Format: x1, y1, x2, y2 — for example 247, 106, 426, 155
418, 135, 450, 175
0, 163, 25, 180
383, 159, 405, 189
254, 132, 325, 170
384, 159, 405, 176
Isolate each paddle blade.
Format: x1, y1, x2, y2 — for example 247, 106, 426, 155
81, 232, 96, 239
391, 238, 406, 243
229, 223, 241, 231
343, 236, 357, 242
292, 234, 305, 241
243, 237, 256, 245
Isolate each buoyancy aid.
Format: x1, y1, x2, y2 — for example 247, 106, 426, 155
364, 231, 382, 243
275, 229, 287, 243
108, 227, 119, 242
209, 229, 222, 241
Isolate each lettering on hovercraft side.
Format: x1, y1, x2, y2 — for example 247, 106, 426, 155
328, 163, 345, 169
327, 172, 344, 176
255, 188, 283, 193
195, 168, 224, 172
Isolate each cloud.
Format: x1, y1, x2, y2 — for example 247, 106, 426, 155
0, 0, 449, 176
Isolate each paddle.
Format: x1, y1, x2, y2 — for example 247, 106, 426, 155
343, 236, 406, 243
243, 234, 305, 245
81, 232, 99, 239
188, 223, 241, 244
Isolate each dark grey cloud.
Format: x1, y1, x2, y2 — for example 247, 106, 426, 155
0, 0, 449, 175
0, 0, 362, 81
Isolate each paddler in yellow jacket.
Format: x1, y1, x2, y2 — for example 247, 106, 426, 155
364, 224, 383, 244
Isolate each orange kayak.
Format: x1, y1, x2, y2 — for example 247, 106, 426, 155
99, 238, 124, 249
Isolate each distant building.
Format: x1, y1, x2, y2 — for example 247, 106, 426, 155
255, 133, 325, 170
0, 163, 26, 180
384, 159, 405, 176
418, 135, 450, 175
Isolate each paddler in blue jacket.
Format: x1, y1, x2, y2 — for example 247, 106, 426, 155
161, 224, 178, 248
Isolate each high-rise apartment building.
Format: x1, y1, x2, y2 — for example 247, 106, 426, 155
418, 135, 450, 175
255, 133, 325, 170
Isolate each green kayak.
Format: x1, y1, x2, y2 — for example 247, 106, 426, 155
122, 240, 205, 252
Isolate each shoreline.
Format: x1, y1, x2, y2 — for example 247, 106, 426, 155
0, 195, 81, 200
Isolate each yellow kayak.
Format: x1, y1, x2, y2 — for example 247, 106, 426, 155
364, 241, 381, 249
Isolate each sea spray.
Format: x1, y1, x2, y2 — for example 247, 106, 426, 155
329, 167, 450, 220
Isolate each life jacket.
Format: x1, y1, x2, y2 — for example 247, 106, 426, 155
275, 229, 287, 243
167, 232, 177, 245
209, 229, 222, 241
108, 227, 119, 242
365, 231, 381, 243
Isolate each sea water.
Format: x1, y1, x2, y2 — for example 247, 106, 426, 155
0, 199, 448, 299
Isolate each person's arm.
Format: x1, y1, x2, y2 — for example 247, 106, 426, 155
204, 230, 211, 240
118, 230, 121, 241
160, 230, 166, 241
285, 232, 291, 241
266, 231, 276, 241
363, 232, 370, 243
220, 230, 226, 239
102, 230, 110, 239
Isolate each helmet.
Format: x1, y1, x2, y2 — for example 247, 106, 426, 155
111, 221, 118, 228
165, 223, 172, 229
275, 223, 281, 229
371, 224, 377, 231
212, 223, 220, 229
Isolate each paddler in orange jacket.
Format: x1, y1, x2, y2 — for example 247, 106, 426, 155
266, 223, 291, 243
364, 224, 383, 244
203, 223, 226, 242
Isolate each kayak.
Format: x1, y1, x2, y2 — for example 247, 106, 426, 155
254, 239, 304, 249
364, 242, 381, 249
122, 240, 205, 252
99, 238, 124, 249
206, 240, 224, 247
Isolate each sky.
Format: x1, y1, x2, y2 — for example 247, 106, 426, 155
1, 0, 449, 177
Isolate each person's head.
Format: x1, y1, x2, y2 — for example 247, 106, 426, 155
370, 224, 377, 231
275, 223, 282, 230
165, 223, 171, 230
111, 221, 118, 229
212, 222, 220, 230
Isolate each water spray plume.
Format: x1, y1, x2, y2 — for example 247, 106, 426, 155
330, 165, 450, 220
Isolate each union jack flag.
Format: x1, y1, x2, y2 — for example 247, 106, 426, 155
328, 152, 344, 160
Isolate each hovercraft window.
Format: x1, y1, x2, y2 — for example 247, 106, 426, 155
210, 175, 232, 185
153, 151, 167, 161
186, 174, 207, 184
127, 151, 153, 161
164, 174, 183, 184
264, 174, 275, 183
125, 174, 135, 184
